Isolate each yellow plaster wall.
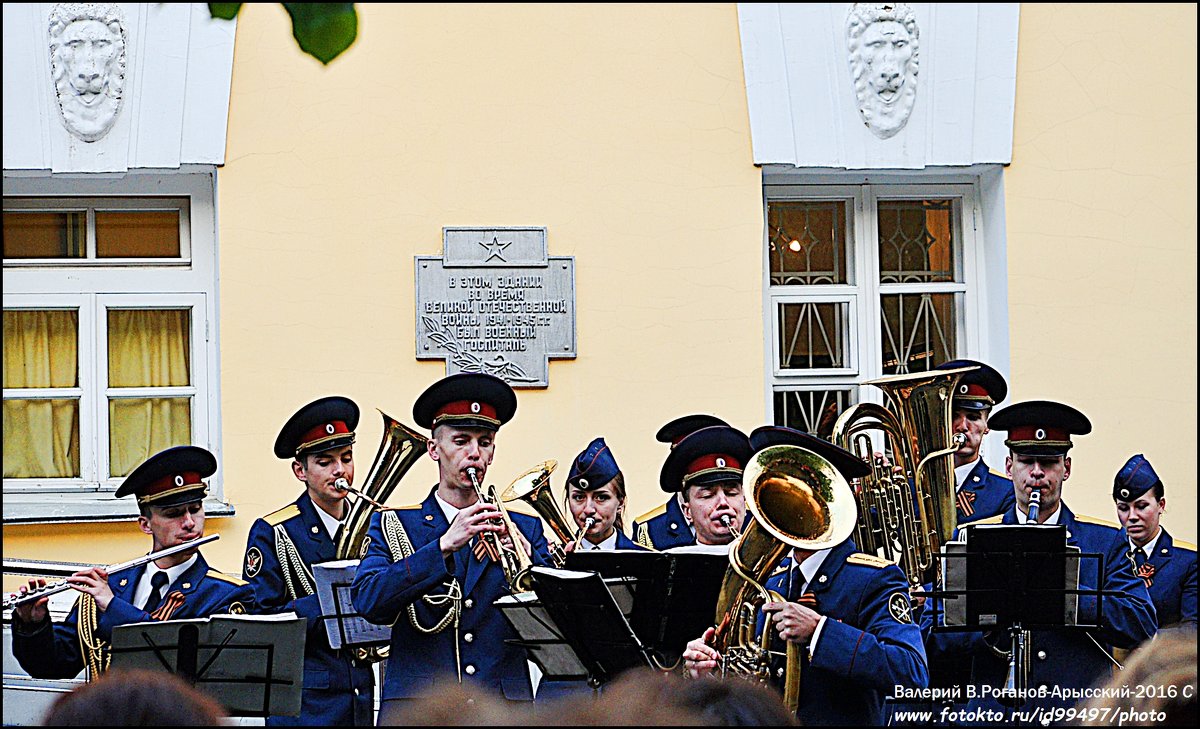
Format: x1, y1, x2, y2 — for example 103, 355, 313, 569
202, 2, 763, 569
1004, 4, 1197, 541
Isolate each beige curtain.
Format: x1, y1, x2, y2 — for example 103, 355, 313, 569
3, 310, 80, 478
107, 309, 192, 477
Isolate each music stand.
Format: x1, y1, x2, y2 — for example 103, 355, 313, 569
313, 559, 391, 650
565, 550, 728, 666
495, 589, 590, 683
110, 614, 306, 717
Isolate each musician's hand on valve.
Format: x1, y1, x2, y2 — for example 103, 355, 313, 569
763, 600, 821, 645
683, 627, 721, 679
66, 567, 114, 612
439, 501, 503, 555
13, 579, 50, 624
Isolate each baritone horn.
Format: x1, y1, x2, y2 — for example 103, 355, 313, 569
710, 444, 858, 714
832, 365, 976, 586
499, 460, 581, 566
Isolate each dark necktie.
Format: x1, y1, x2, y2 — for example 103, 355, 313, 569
140, 571, 170, 612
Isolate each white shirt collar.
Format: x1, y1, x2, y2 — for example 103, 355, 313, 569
1130, 528, 1162, 558
310, 495, 348, 540
133, 553, 198, 609
665, 542, 731, 555
1015, 501, 1061, 525
791, 547, 832, 590
955, 458, 980, 492
580, 530, 619, 551
433, 490, 464, 526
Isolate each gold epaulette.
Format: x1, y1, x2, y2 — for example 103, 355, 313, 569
988, 469, 1009, 479
206, 570, 248, 586
1073, 514, 1120, 530
1174, 539, 1197, 552
633, 503, 668, 524
394, 503, 423, 510
968, 514, 1005, 526
770, 563, 790, 576
264, 504, 301, 526
846, 552, 892, 569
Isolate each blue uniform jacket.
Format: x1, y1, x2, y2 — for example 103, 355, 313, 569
956, 459, 1015, 525
535, 529, 649, 702
761, 539, 929, 726
243, 494, 374, 726
924, 503, 1158, 718
1119, 526, 1196, 630
351, 488, 550, 702
12, 553, 253, 680
632, 496, 694, 550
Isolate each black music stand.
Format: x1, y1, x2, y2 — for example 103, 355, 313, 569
565, 549, 728, 667
110, 614, 306, 717
313, 559, 391, 650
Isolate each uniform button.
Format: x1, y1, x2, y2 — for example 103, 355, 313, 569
973, 476, 981, 482
425, 514, 434, 521
1037, 651, 1046, 660
1162, 548, 1169, 554
464, 633, 474, 643
670, 522, 679, 530
818, 575, 828, 584
465, 599, 474, 609
465, 665, 476, 675
311, 526, 320, 534
354, 688, 360, 696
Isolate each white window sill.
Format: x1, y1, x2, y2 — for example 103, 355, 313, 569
2, 494, 235, 524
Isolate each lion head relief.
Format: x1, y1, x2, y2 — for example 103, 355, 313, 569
846, 3, 920, 140
48, 3, 127, 143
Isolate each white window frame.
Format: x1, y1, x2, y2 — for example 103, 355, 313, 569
764, 179, 990, 424
2, 172, 228, 523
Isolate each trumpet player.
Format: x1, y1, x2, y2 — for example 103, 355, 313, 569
352, 373, 549, 718
562, 437, 647, 552
11, 446, 253, 680
242, 396, 374, 726
632, 414, 729, 549
684, 426, 928, 725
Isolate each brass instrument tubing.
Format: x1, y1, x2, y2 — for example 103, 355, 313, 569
334, 477, 388, 511
466, 468, 503, 563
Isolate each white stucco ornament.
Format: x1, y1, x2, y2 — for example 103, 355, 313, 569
846, 3, 919, 140
48, 3, 127, 142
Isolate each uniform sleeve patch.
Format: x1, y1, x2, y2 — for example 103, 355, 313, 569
888, 592, 914, 623
244, 547, 264, 578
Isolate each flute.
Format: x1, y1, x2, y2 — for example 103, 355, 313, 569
4, 533, 219, 611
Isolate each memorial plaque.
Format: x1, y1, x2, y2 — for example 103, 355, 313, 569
416, 227, 575, 388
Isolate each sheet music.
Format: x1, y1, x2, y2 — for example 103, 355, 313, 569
313, 560, 391, 649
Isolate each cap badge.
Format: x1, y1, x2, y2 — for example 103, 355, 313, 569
470, 402, 481, 413
716, 457, 727, 468
1035, 429, 1046, 440
326, 423, 335, 434
1121, 488, 1130, 498
960, 385, 969, 394
579, 478, 589, 488
174, 475, 185, 487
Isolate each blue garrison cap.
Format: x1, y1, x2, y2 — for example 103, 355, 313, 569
566, 437, 621, 491
1113, 454, 1162, 502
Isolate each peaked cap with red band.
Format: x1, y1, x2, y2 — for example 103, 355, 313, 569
749, 425, 870, 480
936, 359, 1007, 411
274, 396, 359, 459
989, 400, 1091, 456
655, 414, 729, 449
116, 445, 216, 507
413, 372, 517, 432
660, 425, 751, 494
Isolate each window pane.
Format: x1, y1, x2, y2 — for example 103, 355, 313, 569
778, 302, 848, 370
107, 309, 191, 387
880, 293, 958, 375
768, 201, 849, 285
773, 389, 854, 440
3, 399, 80, 478
109, 397, 192, 477
877, 199, 957, 284
3, 309, 79, 388
95, 211, 181, 258
2, 211, 87, 259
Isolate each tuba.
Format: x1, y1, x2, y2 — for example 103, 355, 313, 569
499, 460, 579, 567
334, 410, 429, 662
832, 366, 976, 586
710, 444, 858, 714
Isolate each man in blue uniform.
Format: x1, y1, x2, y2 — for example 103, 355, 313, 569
684, 426, 929, 725
934, 358, 1015, 525
1113, 453, 1196, 631
632, 414, 728, 550
12, 446, 253, 680
351, 373, 549, 718
658, 425, 751, 551
925, 401, 1158, 720
243, 396, 374, 725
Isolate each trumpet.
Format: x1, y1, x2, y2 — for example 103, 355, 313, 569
468, 467, 535, 593
720, 514, 742, 540
4, 534, 220, 611
570, 517, 597, 553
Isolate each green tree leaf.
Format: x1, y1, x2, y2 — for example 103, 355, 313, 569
282, 3, 358, 65
207, 3, 243, 21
